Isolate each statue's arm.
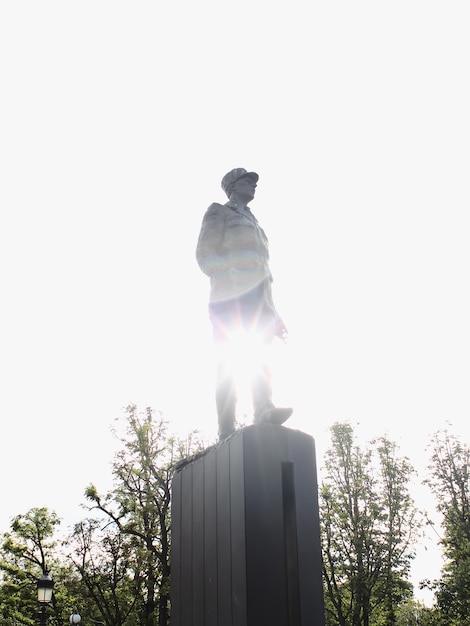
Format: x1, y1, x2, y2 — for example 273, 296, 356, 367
196, 203, 226, 277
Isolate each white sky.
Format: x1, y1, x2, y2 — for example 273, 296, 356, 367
1, 0, 469, 607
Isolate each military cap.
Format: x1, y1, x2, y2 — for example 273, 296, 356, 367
221, 167, 259, 197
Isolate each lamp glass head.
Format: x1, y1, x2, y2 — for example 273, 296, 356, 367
37, 574, 54, 604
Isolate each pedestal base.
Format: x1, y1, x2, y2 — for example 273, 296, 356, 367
171, 424, 325, 626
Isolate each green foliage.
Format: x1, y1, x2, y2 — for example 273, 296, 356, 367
424, 430, 470, 624
0, 507, 72, 626
67, 519, 140, 626
392, 599, 437, 626
321, 423, 419, 626
71, 405, 204, 626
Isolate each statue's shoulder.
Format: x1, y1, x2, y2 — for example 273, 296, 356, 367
206, 202, 225, 213
203, 202, 229, 218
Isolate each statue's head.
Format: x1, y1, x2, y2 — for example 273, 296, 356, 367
221, 168, 259, 198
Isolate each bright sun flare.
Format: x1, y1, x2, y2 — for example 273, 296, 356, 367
215, 329, 271, 413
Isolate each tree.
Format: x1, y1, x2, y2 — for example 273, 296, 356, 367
424, 430, 470, 625
320, 423, 419, 626
68, 518, 139, 626
0, 507, 70, 626
393, 598, 436, 626
79, 405, 203, 626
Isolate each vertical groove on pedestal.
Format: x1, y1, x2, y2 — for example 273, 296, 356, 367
282, 461, 301, 626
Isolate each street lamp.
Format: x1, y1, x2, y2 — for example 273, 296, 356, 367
70, 611, 82, 626
37, 573, 54, 626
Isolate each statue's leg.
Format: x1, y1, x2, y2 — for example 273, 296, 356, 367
210, 300, 238, 440
252, 361, 275, 421
216, 360, 237, 440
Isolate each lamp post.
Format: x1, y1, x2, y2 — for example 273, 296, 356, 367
37, 573, 54, 626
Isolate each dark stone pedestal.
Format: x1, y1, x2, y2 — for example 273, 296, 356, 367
170, 424, 325, 626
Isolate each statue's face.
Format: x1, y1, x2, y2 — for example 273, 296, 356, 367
231, 175, 257, 202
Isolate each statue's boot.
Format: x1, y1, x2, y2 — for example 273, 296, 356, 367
252, 363, 293, 426
255, 406, 293, 425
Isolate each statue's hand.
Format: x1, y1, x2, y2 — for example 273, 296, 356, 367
273, 314, 288, 342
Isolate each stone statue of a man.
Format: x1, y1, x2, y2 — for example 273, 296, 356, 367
196, 167, 293, 440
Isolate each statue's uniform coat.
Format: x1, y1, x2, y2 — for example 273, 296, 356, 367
196, 202, 276, 312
